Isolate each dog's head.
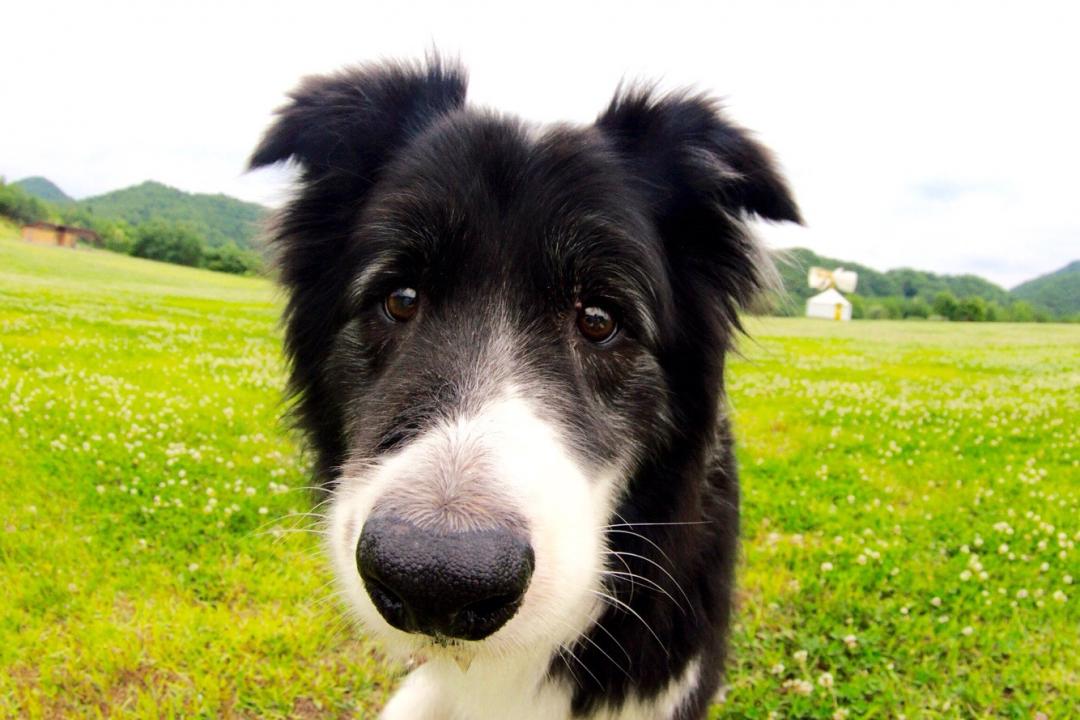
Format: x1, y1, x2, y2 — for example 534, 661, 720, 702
251, 58, 798, 666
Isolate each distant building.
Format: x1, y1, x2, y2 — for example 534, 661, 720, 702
806, 287, 852, 321
21, 222, 101, 248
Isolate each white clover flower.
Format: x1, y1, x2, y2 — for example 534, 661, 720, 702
833, 709, 849, 720
782, 679, 813, 696
843, 634, 858, 649
821, 561, 834, 572
931, 596, 942, 607
817, 672, 834, 688
961, 626, 974, 636
1052, 590, 1067, 603
770, 662, 785, 675
794, 650, 808, 664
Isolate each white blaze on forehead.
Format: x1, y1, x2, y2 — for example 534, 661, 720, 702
327, 384, 620, 664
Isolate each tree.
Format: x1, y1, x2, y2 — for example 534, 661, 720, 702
932, 291, 959, 320
955, 296, 987, 321
848, 294, 866, 319
1007, 301, 1035, 322
903, 297, 930, 319
0, 179, 51, 224
132, 221, 205, 267
866, 304, 889, 320
202, 243, 262, 275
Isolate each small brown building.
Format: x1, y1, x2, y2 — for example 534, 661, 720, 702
21, 222, 101, 248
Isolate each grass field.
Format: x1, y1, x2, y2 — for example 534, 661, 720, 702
1, 230, 1077, 719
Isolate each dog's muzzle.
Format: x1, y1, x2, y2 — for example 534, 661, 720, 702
356, 515, 535, 641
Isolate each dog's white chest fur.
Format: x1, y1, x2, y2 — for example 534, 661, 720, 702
379, 656, 702, 720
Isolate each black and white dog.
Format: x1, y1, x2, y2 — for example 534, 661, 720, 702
250, 58, 799, 720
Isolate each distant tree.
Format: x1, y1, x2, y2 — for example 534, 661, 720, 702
933, 291, 959, 320
202, 243, 262, 275
0, 179, 51, 224
984, 301, 1002, 322
1007, 301, 1036, 322
903, 297, 930, 319
132, 221, 205, 267
866, 304, 889, 320
955, 296, 987, 321
100, 221, 135, 254
848, 294, 866, 319
880, 297, 905, 319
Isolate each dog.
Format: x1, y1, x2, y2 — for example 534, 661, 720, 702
250, 57, 800, 720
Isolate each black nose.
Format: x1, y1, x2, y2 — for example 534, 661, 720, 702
356, 515, 535, 641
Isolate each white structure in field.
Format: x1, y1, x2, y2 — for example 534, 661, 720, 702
806, 287, 852, 321
806, 266, 858, 321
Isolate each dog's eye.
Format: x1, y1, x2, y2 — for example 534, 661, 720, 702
385, 288, 419, 322
576, 302, 618, 343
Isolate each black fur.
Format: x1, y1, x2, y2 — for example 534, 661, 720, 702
251, 58, 799, 719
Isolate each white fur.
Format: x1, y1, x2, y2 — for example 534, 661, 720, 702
379, 655, 702, 720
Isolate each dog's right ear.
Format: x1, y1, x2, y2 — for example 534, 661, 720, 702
249, 58, 467, 185
249, 60, 466, 489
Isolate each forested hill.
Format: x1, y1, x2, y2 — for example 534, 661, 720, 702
776, 247, 1013, 305
14, 176, 75, 205
79, 181, 269, 249
1010, 260, 1080, 317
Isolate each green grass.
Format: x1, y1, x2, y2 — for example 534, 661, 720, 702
1, 230, 1077, 719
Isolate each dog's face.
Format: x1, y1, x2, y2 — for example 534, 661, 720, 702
251, 60, 798, 667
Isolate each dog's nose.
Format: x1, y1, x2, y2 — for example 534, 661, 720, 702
356, 515, 534, 641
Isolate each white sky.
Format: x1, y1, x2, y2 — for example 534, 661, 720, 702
3, 0, 1078, 287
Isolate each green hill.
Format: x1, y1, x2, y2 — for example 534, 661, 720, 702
79, 180, 269, 249
14, 176, 75, 205
1011, 260, 1080, 318
775, 247, 1013, 308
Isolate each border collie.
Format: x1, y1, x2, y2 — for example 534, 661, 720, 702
250, 57, 800, 720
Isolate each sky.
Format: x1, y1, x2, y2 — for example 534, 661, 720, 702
3, 0, 1078, 288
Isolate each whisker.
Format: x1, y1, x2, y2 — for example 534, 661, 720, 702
588, 589, 669, 658
601, 570, 685, 614
601, 520, 713, 528
550, 616, 633, 681
604, 550, 693, 614
584, 616, 634, 667
556, 642, 604, 688
604, 528, 677, 571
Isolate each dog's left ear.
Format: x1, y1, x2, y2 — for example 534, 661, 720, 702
596, 87, 801, 224
596, 88, 801, 317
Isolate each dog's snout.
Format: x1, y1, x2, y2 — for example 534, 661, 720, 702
356, 515, 534, 641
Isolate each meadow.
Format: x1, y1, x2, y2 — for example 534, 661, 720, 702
1, 228, 1077, 719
